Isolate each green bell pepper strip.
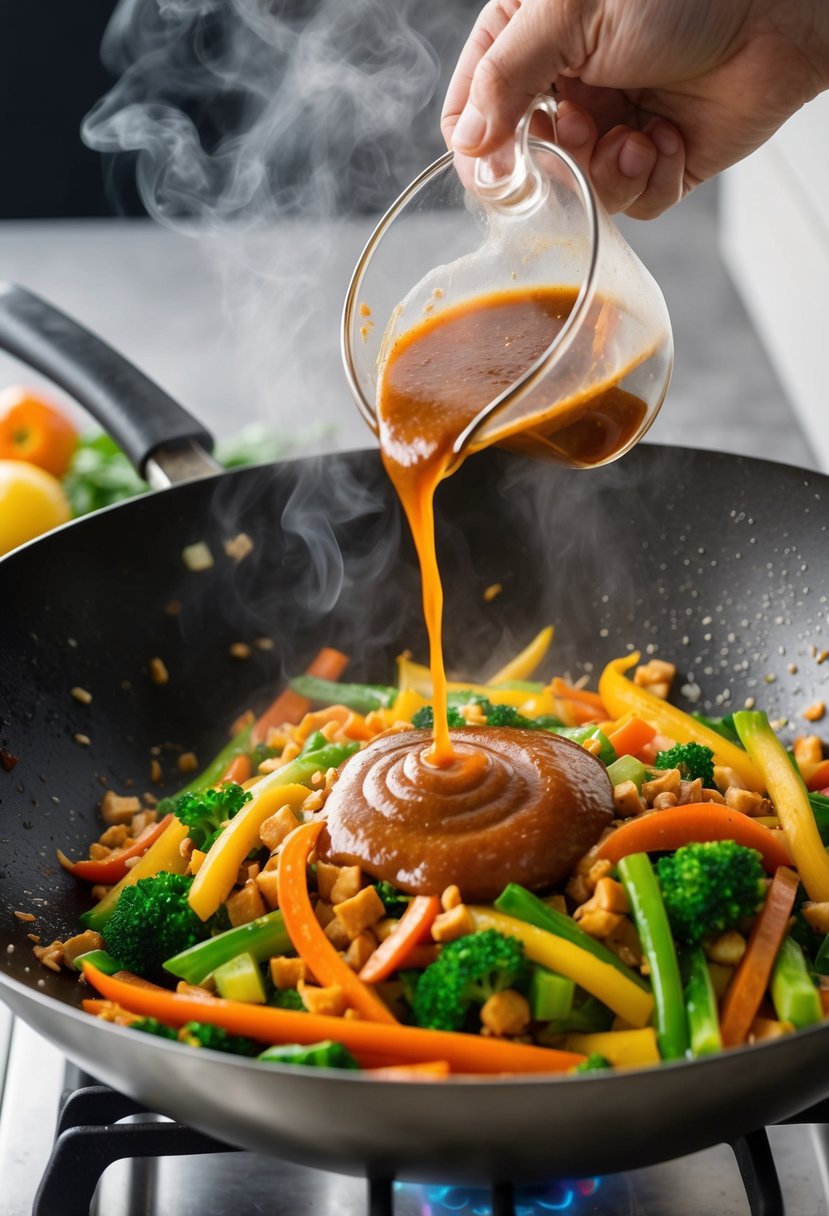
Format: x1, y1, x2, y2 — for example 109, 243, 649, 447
160, 724, 254, 806
734, 710, 829, 902
72, 949, 125, 977
253, 740, 359, 797
552, 726, 617, 766
770, 936, 822, 1028
606, 754, 649, 790
288, 676, 397, 713
529, 966, 576, 1022
494, 883, 649, 991
164, 909, 291, 985
618, 852, 689, 1060
682, 947, 722, 1057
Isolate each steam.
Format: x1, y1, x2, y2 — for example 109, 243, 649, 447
82, 0, 470, 451
84, 0, 447, 226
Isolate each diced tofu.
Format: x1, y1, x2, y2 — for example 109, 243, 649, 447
225, 881, 266, 928
333, 885, 386, 941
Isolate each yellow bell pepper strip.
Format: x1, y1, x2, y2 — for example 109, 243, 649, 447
468, 907, 653, 1028
599, 654, 763, 791
80, 818, 189, 933
80, 962, 586, 1074
733, 710, 829, 902
617, 853, 689, 1061
596, 803, 792, 873
564, 1028, 660, 1069
389, 688, 430, 724
487, 625, 554, 685
395, 653, 557, 715
277, 820, 397, 1024
188, 783, 308, 921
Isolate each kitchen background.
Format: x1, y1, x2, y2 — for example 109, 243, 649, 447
2, 2, 828, 1214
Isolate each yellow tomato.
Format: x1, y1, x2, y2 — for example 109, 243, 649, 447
0, 460, 71, 556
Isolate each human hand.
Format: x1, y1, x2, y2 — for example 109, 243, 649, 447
442, 0, 829, 218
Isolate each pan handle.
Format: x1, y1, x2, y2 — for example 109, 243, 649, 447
0, 282, 219, 483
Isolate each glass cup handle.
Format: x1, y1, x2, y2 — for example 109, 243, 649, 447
472, 93, 559, 213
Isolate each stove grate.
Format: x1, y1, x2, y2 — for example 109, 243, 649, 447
31, 1080, 829, 1216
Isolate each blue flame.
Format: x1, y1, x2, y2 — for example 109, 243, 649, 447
395, 1178, 603, 1216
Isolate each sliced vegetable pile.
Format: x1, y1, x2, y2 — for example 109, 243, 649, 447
40, 630, 829, 1078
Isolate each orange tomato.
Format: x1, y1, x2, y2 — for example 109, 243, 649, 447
0, 388, 77, 477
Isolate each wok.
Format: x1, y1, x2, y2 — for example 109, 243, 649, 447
1, 282, 829, 1185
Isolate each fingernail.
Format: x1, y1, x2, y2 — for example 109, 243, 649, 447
618, 135, 653, 179
453, 104, 487, 152
556, 110, 591, 148
652, 125, 680, 157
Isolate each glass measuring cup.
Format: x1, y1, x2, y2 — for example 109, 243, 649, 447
341, 95, 673, 472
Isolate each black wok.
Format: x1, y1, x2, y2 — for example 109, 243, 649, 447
1, 284, 829, 1184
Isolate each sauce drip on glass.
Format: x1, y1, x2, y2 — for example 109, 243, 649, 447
322, 285, 638, 897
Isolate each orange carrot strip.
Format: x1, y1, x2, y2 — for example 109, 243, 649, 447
550, 679, 607, 715
607, 715, 657, 758
58, 814, 174, 885
221, 754, 252, 785
80, 963, 585, 1074
366, 1060, 450, 1080
251, 647, 349, 744
720, 867, 800, 1047
359, 896, 441, 984
804, 759, 829, 792
277, 821, 397, 1024
596, 804, 792, 873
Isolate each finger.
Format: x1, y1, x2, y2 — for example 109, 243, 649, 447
553, 98, 599, 178
623, 120, 686, 219
441, 0, 517, 150
450, 0, 599, 156
588, 125, 658, 215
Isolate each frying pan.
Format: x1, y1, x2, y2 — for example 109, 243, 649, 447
1, 282, 829, 1185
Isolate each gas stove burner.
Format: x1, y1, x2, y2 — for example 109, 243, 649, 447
395, 1175, 634, 1216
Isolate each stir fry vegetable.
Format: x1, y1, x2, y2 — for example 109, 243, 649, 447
42, 638, 829, 1079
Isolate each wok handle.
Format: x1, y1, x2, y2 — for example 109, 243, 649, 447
0, 282, 218, 479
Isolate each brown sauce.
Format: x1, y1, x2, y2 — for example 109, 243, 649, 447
320, 728, 614, 902
323, 286, 635, 897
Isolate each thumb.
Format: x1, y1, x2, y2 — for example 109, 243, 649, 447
450, 0, 598, 156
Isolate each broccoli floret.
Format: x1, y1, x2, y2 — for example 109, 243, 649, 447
482, 702, 538, 729
269, 986, 306, 1011
178, 1021, 260, 1056
654, 742, 715, 786
103, 872, 213, 979
412, 929, 527, 1032
656, 841, 766, 945
165, 782, 252, 850
412, 705, 466, 729
373, 879, 411, 917
130, 1016, 178, 1040
573, 1053, 612, 1073
258, 1040, 360, 1069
